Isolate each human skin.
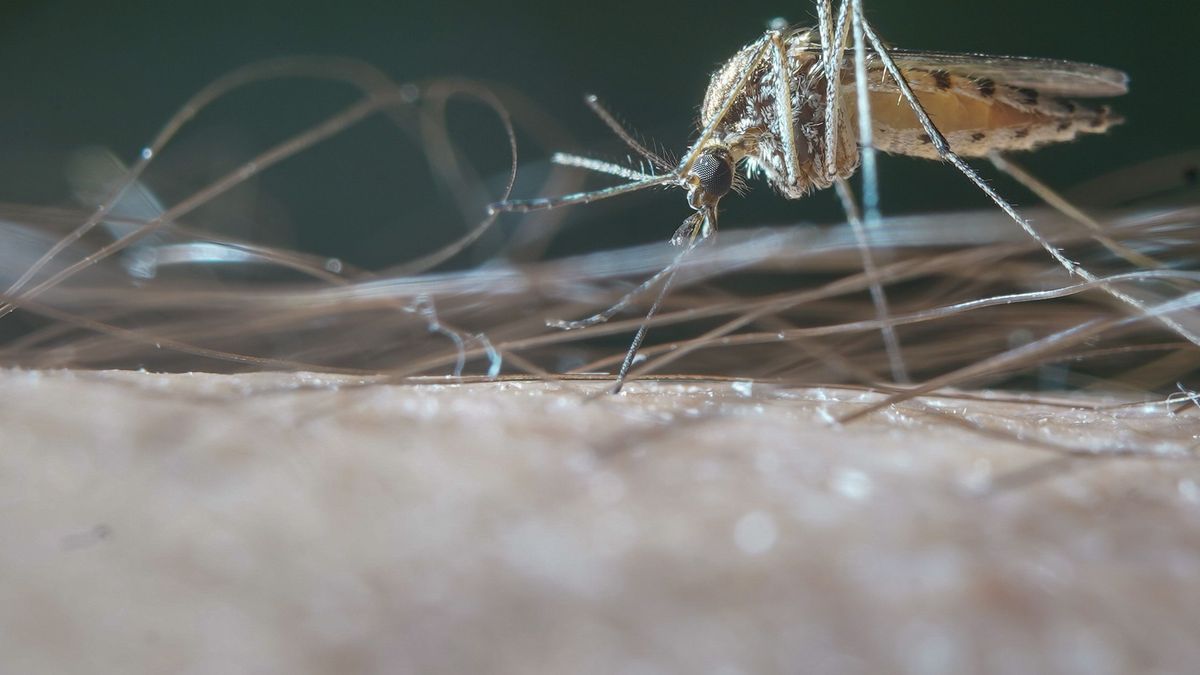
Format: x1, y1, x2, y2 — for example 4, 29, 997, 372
1, 369, 1198, 674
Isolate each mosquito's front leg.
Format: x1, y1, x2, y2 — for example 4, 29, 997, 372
817, 0, 852, 178
765, 30, 805, 188
677, 33, 774, 176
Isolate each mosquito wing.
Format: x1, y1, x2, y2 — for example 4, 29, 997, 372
808, 46, 1128, 159
856, 49, 1129, 97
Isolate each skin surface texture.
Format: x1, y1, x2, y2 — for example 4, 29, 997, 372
1, 369, 1198, 674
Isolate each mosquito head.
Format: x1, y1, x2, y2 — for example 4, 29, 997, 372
685, 147, 734, 210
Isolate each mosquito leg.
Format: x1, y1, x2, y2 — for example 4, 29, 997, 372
849, 0, 882, 232
810, 2, 908, 382
845, 0, 910, 383
835, 178, 909, 383
987, 152, 1161, 269
677, 32, 775, 175
583, 95, 673, 172
816, 0, 835, 79
852, 4, 1200, 350
818, 0, 852, 178
766, 31, 804, 186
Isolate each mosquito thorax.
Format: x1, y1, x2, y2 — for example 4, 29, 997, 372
686, 147, 735, 209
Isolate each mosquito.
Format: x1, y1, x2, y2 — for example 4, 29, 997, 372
488, 0, 1130, 393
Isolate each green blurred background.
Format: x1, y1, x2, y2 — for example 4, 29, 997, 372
0, 0, 1195, 268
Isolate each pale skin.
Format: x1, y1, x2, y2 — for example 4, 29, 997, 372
2, 371, 1197, 673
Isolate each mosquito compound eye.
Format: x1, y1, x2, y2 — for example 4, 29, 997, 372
691, 149, 734, 206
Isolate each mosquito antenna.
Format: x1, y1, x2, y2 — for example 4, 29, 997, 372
583, 94, 674, 172
835, 178, 909, 383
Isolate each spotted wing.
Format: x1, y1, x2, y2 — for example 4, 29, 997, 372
824, 49, 1127, 159
856, 49, 1129, 97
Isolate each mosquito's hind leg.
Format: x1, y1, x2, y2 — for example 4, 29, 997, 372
834, 177, 910, 383
987, 152, 1161, 270
849, 3, 1200, 353
816, 1, 909, 382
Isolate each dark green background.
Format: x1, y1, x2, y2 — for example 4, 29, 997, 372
1, 0, 1195, 267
